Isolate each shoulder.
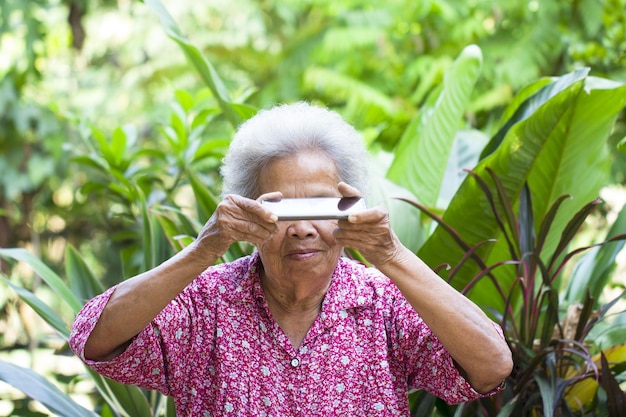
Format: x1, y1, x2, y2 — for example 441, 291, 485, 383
331, 257, 403, 308
182, 254, 259, 301
337, 257, 399, 288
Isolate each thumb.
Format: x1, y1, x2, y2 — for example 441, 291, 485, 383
337, 182, 362, 197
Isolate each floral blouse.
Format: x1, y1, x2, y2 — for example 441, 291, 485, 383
70, 253, 499, 416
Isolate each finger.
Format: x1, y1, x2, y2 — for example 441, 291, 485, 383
257, 191, 283, 202
338, 182, 362, 198
220, 195, 279, 235
226, 194, 279, 224
256, 191, 283, 222
342, 205, 386, 224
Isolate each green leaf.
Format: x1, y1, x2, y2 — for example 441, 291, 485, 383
92, 127, 116, 166
480, 76, 555, 159
110, 126, 128, 168
66, 244, 105, 302
190, 108, 221, 131
387, 44, 483, 208
566, 200, 626, 306
143, 0, 242, 127
187, 168, 219, 221
1, 278, 70, 338
192, 138, 230, 163
174, 89, 193, 112
169, 101, 188, 151
87, 369, 154, 417
534, 367, 556, 417
0, 248, 83, 313
418, 70, 626, 313
0, 360, 98, 417
71, 155, 110, 175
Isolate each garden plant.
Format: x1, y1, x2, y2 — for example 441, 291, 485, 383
1, 0, 625, 416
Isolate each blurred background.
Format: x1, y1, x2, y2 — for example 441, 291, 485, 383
1, 0, 625, 415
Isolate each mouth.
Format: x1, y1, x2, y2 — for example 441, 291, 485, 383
287, 248, 320, 259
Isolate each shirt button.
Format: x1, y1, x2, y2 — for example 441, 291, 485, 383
290, 358, 300, 368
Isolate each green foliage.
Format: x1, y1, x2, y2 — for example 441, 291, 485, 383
396, 66, 626, 415
417, 69, 626, 314
387, 44, 483, 209
71, 84, 241, 277
405, 169, 626, 416
0, 247, 176, 417
1, 0, 626, 416
0, 360, 97, 417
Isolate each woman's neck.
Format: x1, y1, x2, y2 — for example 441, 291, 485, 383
260, 269, 332, 349
260, 269, 330, 315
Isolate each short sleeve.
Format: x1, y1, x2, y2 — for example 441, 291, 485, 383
69, 280, 217, 395
388, 292, 502, 404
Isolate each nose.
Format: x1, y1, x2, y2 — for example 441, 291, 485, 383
286, 220, 318, 238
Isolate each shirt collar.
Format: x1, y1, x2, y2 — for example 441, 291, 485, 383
229, 252, 376, 311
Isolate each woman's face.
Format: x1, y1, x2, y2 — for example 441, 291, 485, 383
256, 151, 344, 284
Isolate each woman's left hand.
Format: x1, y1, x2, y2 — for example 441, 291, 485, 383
333, 182, 406, 267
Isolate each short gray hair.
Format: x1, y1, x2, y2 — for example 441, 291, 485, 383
220, 102, 369, 198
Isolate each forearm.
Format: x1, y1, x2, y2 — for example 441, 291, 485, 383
83, 244, 216, 361
378, 246, 512, 393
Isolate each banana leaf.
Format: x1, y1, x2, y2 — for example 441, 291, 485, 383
418, 69, 626, 312
387, 44, 482, 208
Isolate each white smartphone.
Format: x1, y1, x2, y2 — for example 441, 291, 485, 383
262, 197, 367, 220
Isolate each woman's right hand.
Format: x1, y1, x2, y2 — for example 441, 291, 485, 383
81, 192, 282, 361
190, 192, 282, 263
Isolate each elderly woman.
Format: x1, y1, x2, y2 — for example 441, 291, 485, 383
70, 102, 512, 416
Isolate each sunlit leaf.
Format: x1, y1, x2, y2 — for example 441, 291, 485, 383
0, 248, 82, 313
110, 127, 128, 169
0, 360, 97, 417
418, 70, 626, 314
1, 278, 70, 338
87, 369, 154, 417
387, 44, 483, 208
66, 244, 105, 302
143, 0, 242, 127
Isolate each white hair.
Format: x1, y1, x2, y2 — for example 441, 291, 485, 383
220, 102, 369, 198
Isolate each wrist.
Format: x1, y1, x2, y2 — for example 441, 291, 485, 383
177, 242, 220, 275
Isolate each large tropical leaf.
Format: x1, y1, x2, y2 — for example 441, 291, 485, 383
418, 69, 626, 312
0, 360, 98, 417
386, 44, 483, 209
368, 161, 424, 252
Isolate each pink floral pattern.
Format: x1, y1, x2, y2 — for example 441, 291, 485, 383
70, 253, 498, 416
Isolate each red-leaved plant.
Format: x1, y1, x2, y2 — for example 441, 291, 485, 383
405, 168, 626, 417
